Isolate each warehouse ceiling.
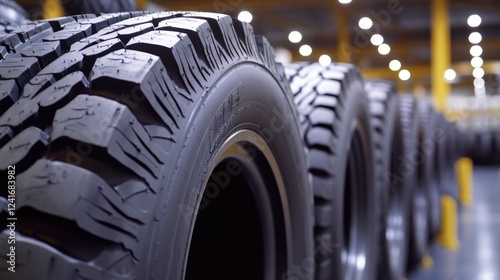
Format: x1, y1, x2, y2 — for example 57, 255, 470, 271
14, 0, 500, 95
157, 0, 500, 94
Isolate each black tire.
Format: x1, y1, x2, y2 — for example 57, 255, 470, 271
399, 95, 428, 270
0, 0, 28, 27
417, 101, 442, 240
0, 11, 314, 279
364, 81, 409, 280
61, 0, 136, 15
443, 121, 459, 199
286, 63, 379, 280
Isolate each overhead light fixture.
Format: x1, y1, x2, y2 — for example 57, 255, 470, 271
338, 0, 352, 3
319, 54, 332, 66
288, 31, 302, 43
474, 78, 485, 89
378, 43, 390, 55
468, 32, 482, 44
467, 14, 481, 27
471, 57, 483, 68
370, 34, 384, 46
470, 45, 483, 57
473, 68, 484, 78
299, 44, 312, 56
389, 60, 401, 71
444, 69, 457, 81
237, 11, 253, 23
399, 69, 411, 81
358, 17, 373, 29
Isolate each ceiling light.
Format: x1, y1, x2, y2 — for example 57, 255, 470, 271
467, 14, 481, 27
370, 34, 384, 46
358, 17, 373, 29
288, 31, 302, 43
474, 78, 485, 88
473, 68, 484, 78
399, 69, 411, 81
389, 60, 401, 71
237, 11, 253, 23
471, 57, 483, 68
378, 43, 390, 55
319, 54, 332, 66
469, 32, 482, 44
299, 44, 312, 56
470, 45, 483, 57
338, 0, 352, 3
444, 69, 456, 81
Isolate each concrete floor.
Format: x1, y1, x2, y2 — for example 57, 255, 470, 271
409, 166, 500, 280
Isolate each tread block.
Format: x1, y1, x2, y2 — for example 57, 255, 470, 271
157, 17, 220, 70
91, 49, 188, 133
51, 95, 166, 190
0, 126, 13, 147
184, 12, 243, 60
127, 30, 204, 93
117, 23, 154, 44
0, 79, 20, 115
38, 16, 75, 31
0, 233, 135, 280
13, 22, 53, 43
308, 107, 336, 128
38, 51, 84, 79
17, 159, 154, 256
0, 57, 40, 87
43, 28, 89, 51
21, 74, 56, 100
21, 41, 62, 67
0, 33, 22, 53
0, 71, 89, 129
81, 38, 125, 74
0, 126, 49, 172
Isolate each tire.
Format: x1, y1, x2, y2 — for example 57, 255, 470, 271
62, 0, 136, 15
438, 120, 457, 199
399, 95, 428, 270
0, 0, 28, 27
364, 81, 408, 280
417, 101, 442, 240
0, 11, 314, 280
286, 63, 379, 280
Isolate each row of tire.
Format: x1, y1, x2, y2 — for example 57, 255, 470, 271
465, 130, 500, 165
0, 10, 465, 280
286, 63, 464, 280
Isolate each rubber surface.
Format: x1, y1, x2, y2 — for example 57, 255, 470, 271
286, 62, 378, 280
364, 80, 408, 280
0, 11, 313, 279
399, 95, 429, 271
417, 101, 442, 241
62, 0, 136, 15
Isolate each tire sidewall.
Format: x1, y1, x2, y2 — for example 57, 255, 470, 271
146, 62, 313, 279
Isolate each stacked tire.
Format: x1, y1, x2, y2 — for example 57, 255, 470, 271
0, 9, 472, 280
0, 11, 315, 280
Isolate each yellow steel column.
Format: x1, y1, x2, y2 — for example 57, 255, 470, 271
44, 0, 64, 19
431, 0, 451, 112
137, 0, 149, 10
334, 7, 350, 63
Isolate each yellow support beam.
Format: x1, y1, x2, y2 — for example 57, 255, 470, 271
436, 195, 459, 250
431, 0, 451, 112
456, 157, 473, 206
137, 0, 149, 10
333, 6, 350, 63
43, 0, 64, 19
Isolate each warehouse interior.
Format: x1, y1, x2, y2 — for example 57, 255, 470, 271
2, 0, 499, 279
149, 3, 500, 279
